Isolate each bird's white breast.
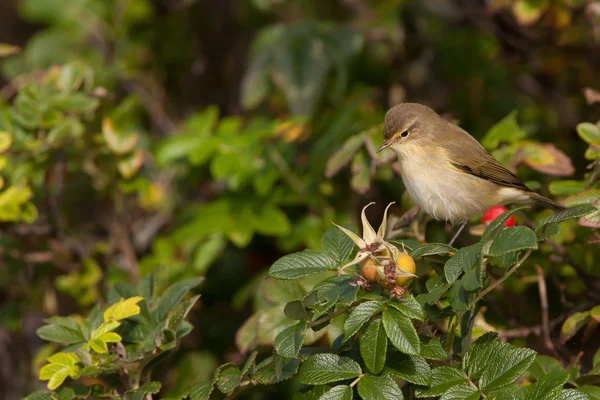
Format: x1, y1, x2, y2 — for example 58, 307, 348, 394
394, 144, 524, 224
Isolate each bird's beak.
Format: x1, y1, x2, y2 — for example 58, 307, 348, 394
377, 140, 390, 153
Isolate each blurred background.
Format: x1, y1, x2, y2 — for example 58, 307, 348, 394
1, 0, 600, 398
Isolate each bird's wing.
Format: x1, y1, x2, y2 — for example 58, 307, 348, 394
442, 123, 532, 192
451, 156, 531, 192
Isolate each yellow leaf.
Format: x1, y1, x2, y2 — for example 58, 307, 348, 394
0, 131, 12, 153
39, 352, 81, 390
117, 149, 144, 179
102, 118, 139, 155
103, 296, 144, 322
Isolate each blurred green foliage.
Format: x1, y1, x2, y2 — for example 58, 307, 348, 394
0, 0, 599, 398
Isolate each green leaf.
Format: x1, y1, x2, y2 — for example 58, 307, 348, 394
478, 345, 536, 391
269, 250, 335, 280
386, 352, 431, 386
297, 354, 362, 385
481, 111, 527, 150
537, 222, 560, 241
537, 205, 597, 228
39, 352, 81, 390
216, 365, 242, 394
274, 320, 306, 358
188, 381, 213, 400
487, 226, 538, 257
357, 373, 403, 400
415, 366, 468, 397
360, 318, 387, 374
350, 151, 371, 194
482, 207, 529, 244
37, 322, 84, 345
545, 389, 590, 400
325, 133, 365, 178
343, 300, 385, 341
103, 296, 143, 322
410, 243, 455, 258
577, 122, 600, 144
382, 308, 420, 355
0, 131, 12, 152
125, 382, 162, 400
440, 385, 480, 400
448, 277, 476, 311
549, 180, 587, 196
445, 243, 481, 284
420, 336, 448, 361
284, 300, 313, 320
321, 227, 356, 266
388, 294, 424, 321
524, 371, 570, 400
560, 311, 590, 343
318, 385, 353, 400
152, 277, 203, 323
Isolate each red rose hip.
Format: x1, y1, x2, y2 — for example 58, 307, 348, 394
482, 205, 515, 227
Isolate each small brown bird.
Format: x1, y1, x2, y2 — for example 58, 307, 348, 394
377, 103, 565, 245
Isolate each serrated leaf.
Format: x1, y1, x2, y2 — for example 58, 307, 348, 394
382, 308, 420, 355
188, 381, 213, 400
560, 311, 590, 344
274, 320, 306, 358
440, 385, 480, 400
388, 294, 424, 321
546, 389, 592, 400
386, 352, 431, 386
321, 227, 356, 266
478, 344, 537, 391
297, 354, 361, 385
410, 243, 455, 258
39, 352, 81, 390
524, 370, 570, 400
152, 277, 203, 323
537, 222, 560, 241
420, 336, 448, 361
357, 373, 403, 400
415, 367, 468, 397
537, 204, 597, 228
360, 318, 387, 374
216, 365, 242, 394
269, 250, 335, 280
318, 385, 353, 400
284, 300, 313, 320
104, 296, 143, 322
241, 351, 258, 376
343, 300, 385, 341
487, 226, 538, 257
445, 243, 481, 284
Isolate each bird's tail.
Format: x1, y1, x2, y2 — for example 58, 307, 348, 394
529, 192, 566, 211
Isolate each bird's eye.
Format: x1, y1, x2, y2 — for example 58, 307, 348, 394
400, 130, 409, 138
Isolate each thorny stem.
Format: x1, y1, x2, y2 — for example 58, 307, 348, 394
470, 250, 533, 308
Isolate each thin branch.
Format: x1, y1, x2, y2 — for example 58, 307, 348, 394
534, 264, 556, 353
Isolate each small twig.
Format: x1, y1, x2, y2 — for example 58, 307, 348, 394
470, 250, 533, 308
534, 264, 556, 353
349, 374, 364, 388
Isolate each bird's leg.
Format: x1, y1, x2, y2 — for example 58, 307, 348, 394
448, 221, 468, 247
